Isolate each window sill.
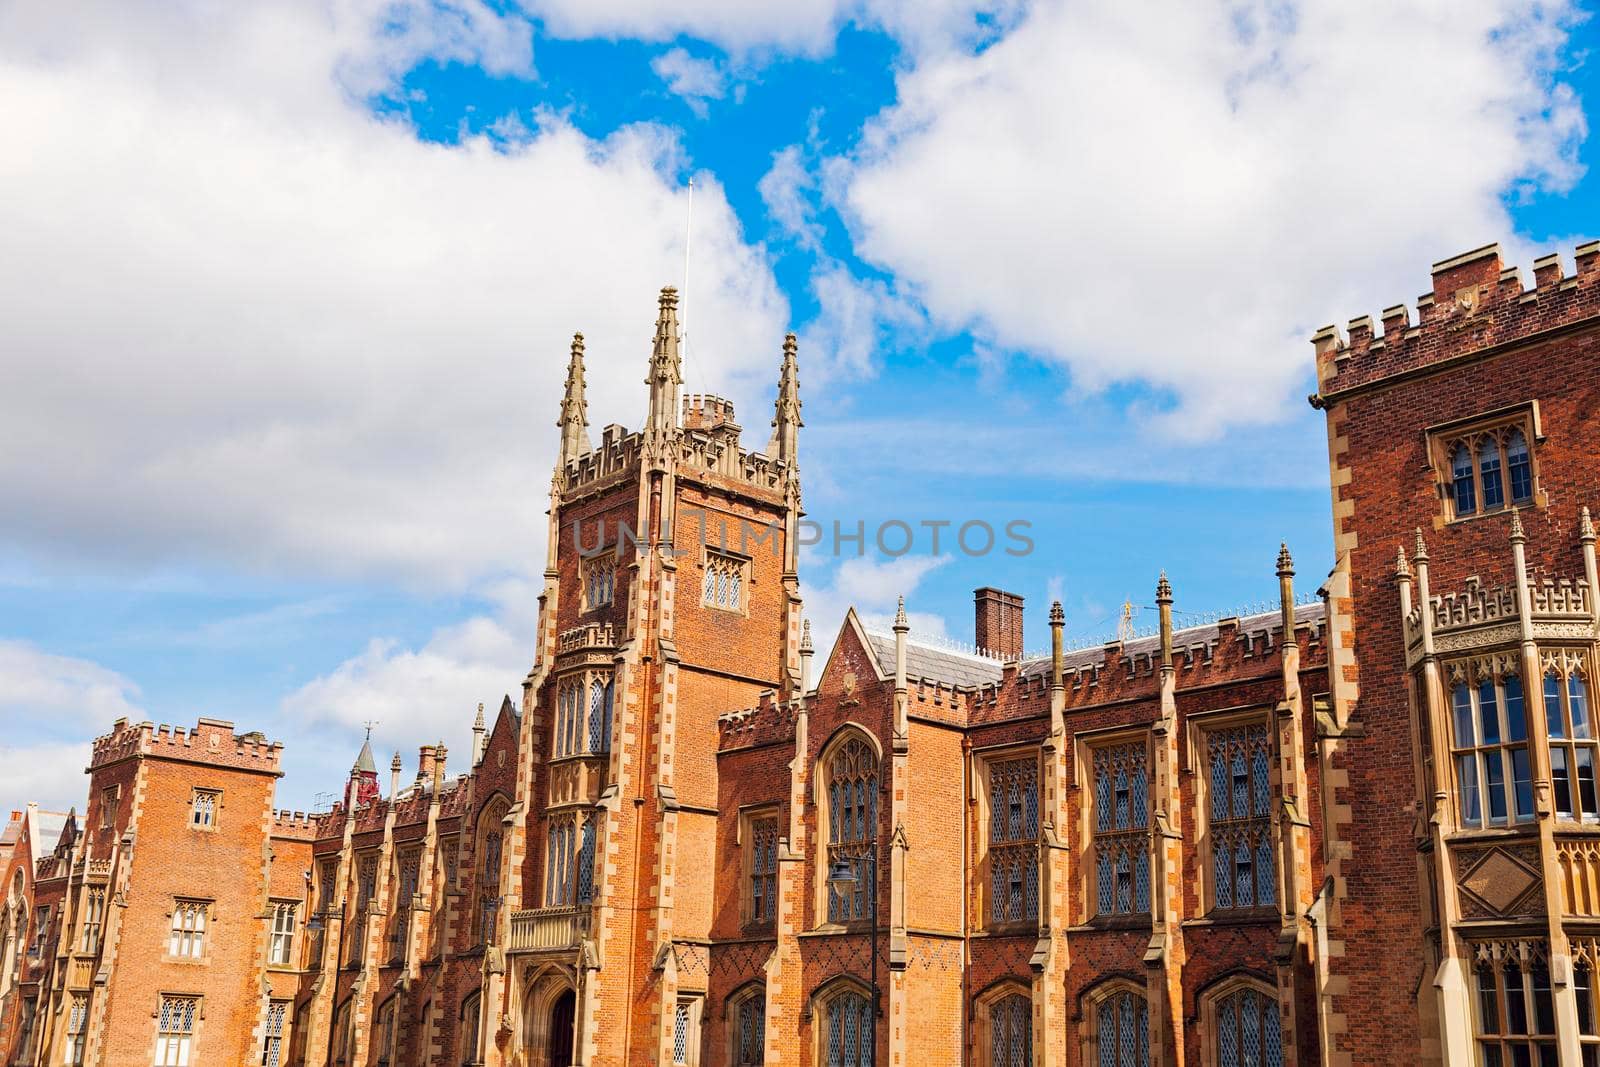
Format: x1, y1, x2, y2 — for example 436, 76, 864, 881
973, 925, 1040, 939
1182, 909, 1278, 929
1445, 824, 1537, 843
800, 924, 877, 938
1074, 914, 1151, 932
1443, 499, 1540, 526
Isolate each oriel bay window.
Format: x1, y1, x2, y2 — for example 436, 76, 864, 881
1091, 738, 1149, 917
544, 814, 597, 908
1473, 941, 1556, 1066
1205, 720, 1275, 911
1450, 667, 1534, 828
1545, 656, 1598, 823
552, 673, 614, 759
986, 753, 1039, 926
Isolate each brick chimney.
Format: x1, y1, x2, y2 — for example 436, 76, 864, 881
974, 587, 1025, 661
417, 744, 437, 785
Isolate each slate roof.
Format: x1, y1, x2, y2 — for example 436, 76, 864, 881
862, 632, 1005, 689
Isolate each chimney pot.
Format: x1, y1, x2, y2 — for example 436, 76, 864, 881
974, 587, 1025, 661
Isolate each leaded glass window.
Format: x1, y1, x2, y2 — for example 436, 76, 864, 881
1093, 740, 1149, 917
1207, 722, 1275, 911
988, 755, 1039, 926
169, 900, 207, 958
1215, 986, 1281, 1067
989, 993, 1031, 1067
1094, 989, 1148, 1067
262, 1000, 288, 1067
704, 553, 745, 612
576, 817, 597, 903
826, 737, 878, 923
737, 993, 765, 1066
1474, 949, 1556, 1067
826, 991, 873, 1067
155, 995, 198, 1067
749, 816, 778, 926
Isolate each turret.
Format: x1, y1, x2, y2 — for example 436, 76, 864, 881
768, 333, 802, 466
559, 333, 591, 465
645, 286, 682, 434
345, 729, 380, 809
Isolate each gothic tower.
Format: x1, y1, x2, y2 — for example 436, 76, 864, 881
499, 289, 805, 1066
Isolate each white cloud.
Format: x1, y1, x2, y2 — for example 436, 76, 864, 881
0, 1, 788, 590
838, 0, 1588, 437
651, 47, 727, 117
522, 0, 1023, 58
759, 145, 823, 250
0, 640, 147, 813
799, 554, 953, 667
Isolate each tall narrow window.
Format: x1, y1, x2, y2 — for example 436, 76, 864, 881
269, 902, 296, 966
576, 817, 597, 904
1207, 722, 1275, 910
1092, 988, 1149, 1067
392, 852, 418, 957
479, 827, 503, 944
1547, 668, 1598, 822
1475, 953, 1556, 1065
672, 999, 696, 1065
1452, 674, 1535, 828
31, 905, 49, 958
1574, 963, 1599, 1061
81, 888, 104, 954
825, 990, 873, 1067
1507, 431, 1533, 504
1214, 985, 1280, 1067
155, 995, 198, 1067
748, 816, 778, 927
169, 900, 207, 959
16, 996, 36, 1060
588, 678, 614, 754
1093, 740, 1149, 917
99, 786, 118, 830
825, 737, 879, 924
262, 1000, 289, 1067
191, 789, 218, 829
1453, 445, 1477, 517
989, 993, 1031, 1067
375, 999, 396, 1067
545, 816, 578, 909
459, 992, 482, 1066
65, 994, 88, 1066
1479, 436, 1505, 510
988, 755, 1040, 925
735, 991, 765, 1066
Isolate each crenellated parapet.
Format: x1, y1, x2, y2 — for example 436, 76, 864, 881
1313, 241, 1600, 403
716, 691, 800, 751
271, 810, 320, 841
1405, 570, 1593, 662
89, 716, 284, 774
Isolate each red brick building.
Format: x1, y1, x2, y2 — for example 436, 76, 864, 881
1, 244, 1597, 1066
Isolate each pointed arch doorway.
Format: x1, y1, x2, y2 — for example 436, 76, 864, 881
548, 989, 575, 1067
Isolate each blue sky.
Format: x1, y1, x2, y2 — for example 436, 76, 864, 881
0, 0, 1594, 811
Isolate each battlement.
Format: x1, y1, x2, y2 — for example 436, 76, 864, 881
270, 809, 321, 840
681, 394, 738, 432
717, 690, 799, 750
1313, 241, 1600, 403
89, 716, 284, 774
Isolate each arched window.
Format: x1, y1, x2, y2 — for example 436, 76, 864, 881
576, 817, 597, 903
475, 799, 509, 945
1083, 982, 1148, 1067
1506, 430, 1533, 503
331, 999, 352, 1066
1452, 444, 1477, 516
820, 987, 873, 1067
1478, 435, 1504, 510
460, 990, 483, 1066
375, 997, 397, 1067
1210, 982, 1281, 1067
728, 985, 765, 1066
986, 992, 1031, 1067
822, 734, 879, 923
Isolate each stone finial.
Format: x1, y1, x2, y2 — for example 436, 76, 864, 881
558, 333, 591, 463
1394, 544, 1412, 580
894, 596, 909, 632
1582, 506, 1594, 543
474, 702, 486, 730
1276, 542, 1294, 577
646, 286, 682, 431
1413, 528, 1429, 563
800, 618, 814, 656
1049, 600, 1065, 627
1509, 506, 1526, 544
1155, 571, 1172, 603
768, 332, 802, 465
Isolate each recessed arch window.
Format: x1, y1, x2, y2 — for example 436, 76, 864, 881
728, 984, 765, 1066
1082, 981, 1148, 1067
818, 985, 873, 1067
1208, 980, 1281, 1067
475, 798, 509, 945
1204, 720, 1275, 911
1473, 942, 1555, 1065
459, 990, 482, 1067
983, 990, 1031, 1067
821, 733, 879, 924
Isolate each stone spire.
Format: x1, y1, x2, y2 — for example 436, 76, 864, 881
558, 333, 591, 464
646, 286, 682, 433
472, 701, 487, 767
768, 332, 802, 465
